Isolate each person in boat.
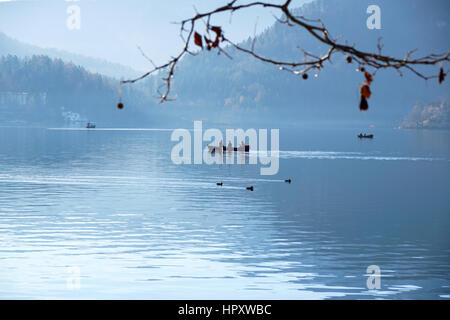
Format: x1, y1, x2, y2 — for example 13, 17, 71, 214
227, 141, 233, 151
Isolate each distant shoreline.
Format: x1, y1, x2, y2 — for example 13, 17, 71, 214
399, 101, 449, 131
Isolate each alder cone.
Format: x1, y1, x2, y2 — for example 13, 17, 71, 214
117, 102, 124, 110
439, 67, 446, 84
361, 85, 371, 99
194, 32, 203, 48
364, 72, 373, 84
359, 95, 369, 111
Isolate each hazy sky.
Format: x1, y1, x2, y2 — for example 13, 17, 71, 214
0, 0, 311, 71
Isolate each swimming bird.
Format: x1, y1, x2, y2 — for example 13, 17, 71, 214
246, 186, 254, 191
217, 182, 223, 186
285, 179, 292, 184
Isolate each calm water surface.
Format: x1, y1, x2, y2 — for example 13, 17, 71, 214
0, 126, 449, 299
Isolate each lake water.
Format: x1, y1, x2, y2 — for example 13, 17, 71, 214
0, 126, 449, 299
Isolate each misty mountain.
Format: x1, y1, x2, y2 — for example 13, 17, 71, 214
0, 32, 140, 79
144, 0, 449, 125
1, 0, 448, 128
0, 55, 158, 126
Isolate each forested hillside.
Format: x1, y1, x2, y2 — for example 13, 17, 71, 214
400, 101, 449, 129
143, 0, 449, 125
1, 0, 448, 127
0, 32, 140, 79
0, 55, 155, 126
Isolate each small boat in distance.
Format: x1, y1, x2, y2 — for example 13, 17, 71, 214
227, 145, 250, 152
208, 144, 250, 153
86, 122, 96, 129
358, 133, 374, 139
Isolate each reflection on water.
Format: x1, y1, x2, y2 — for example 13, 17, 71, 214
0, 127, 449, 299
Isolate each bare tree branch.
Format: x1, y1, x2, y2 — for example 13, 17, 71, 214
120, 0, 449, 104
